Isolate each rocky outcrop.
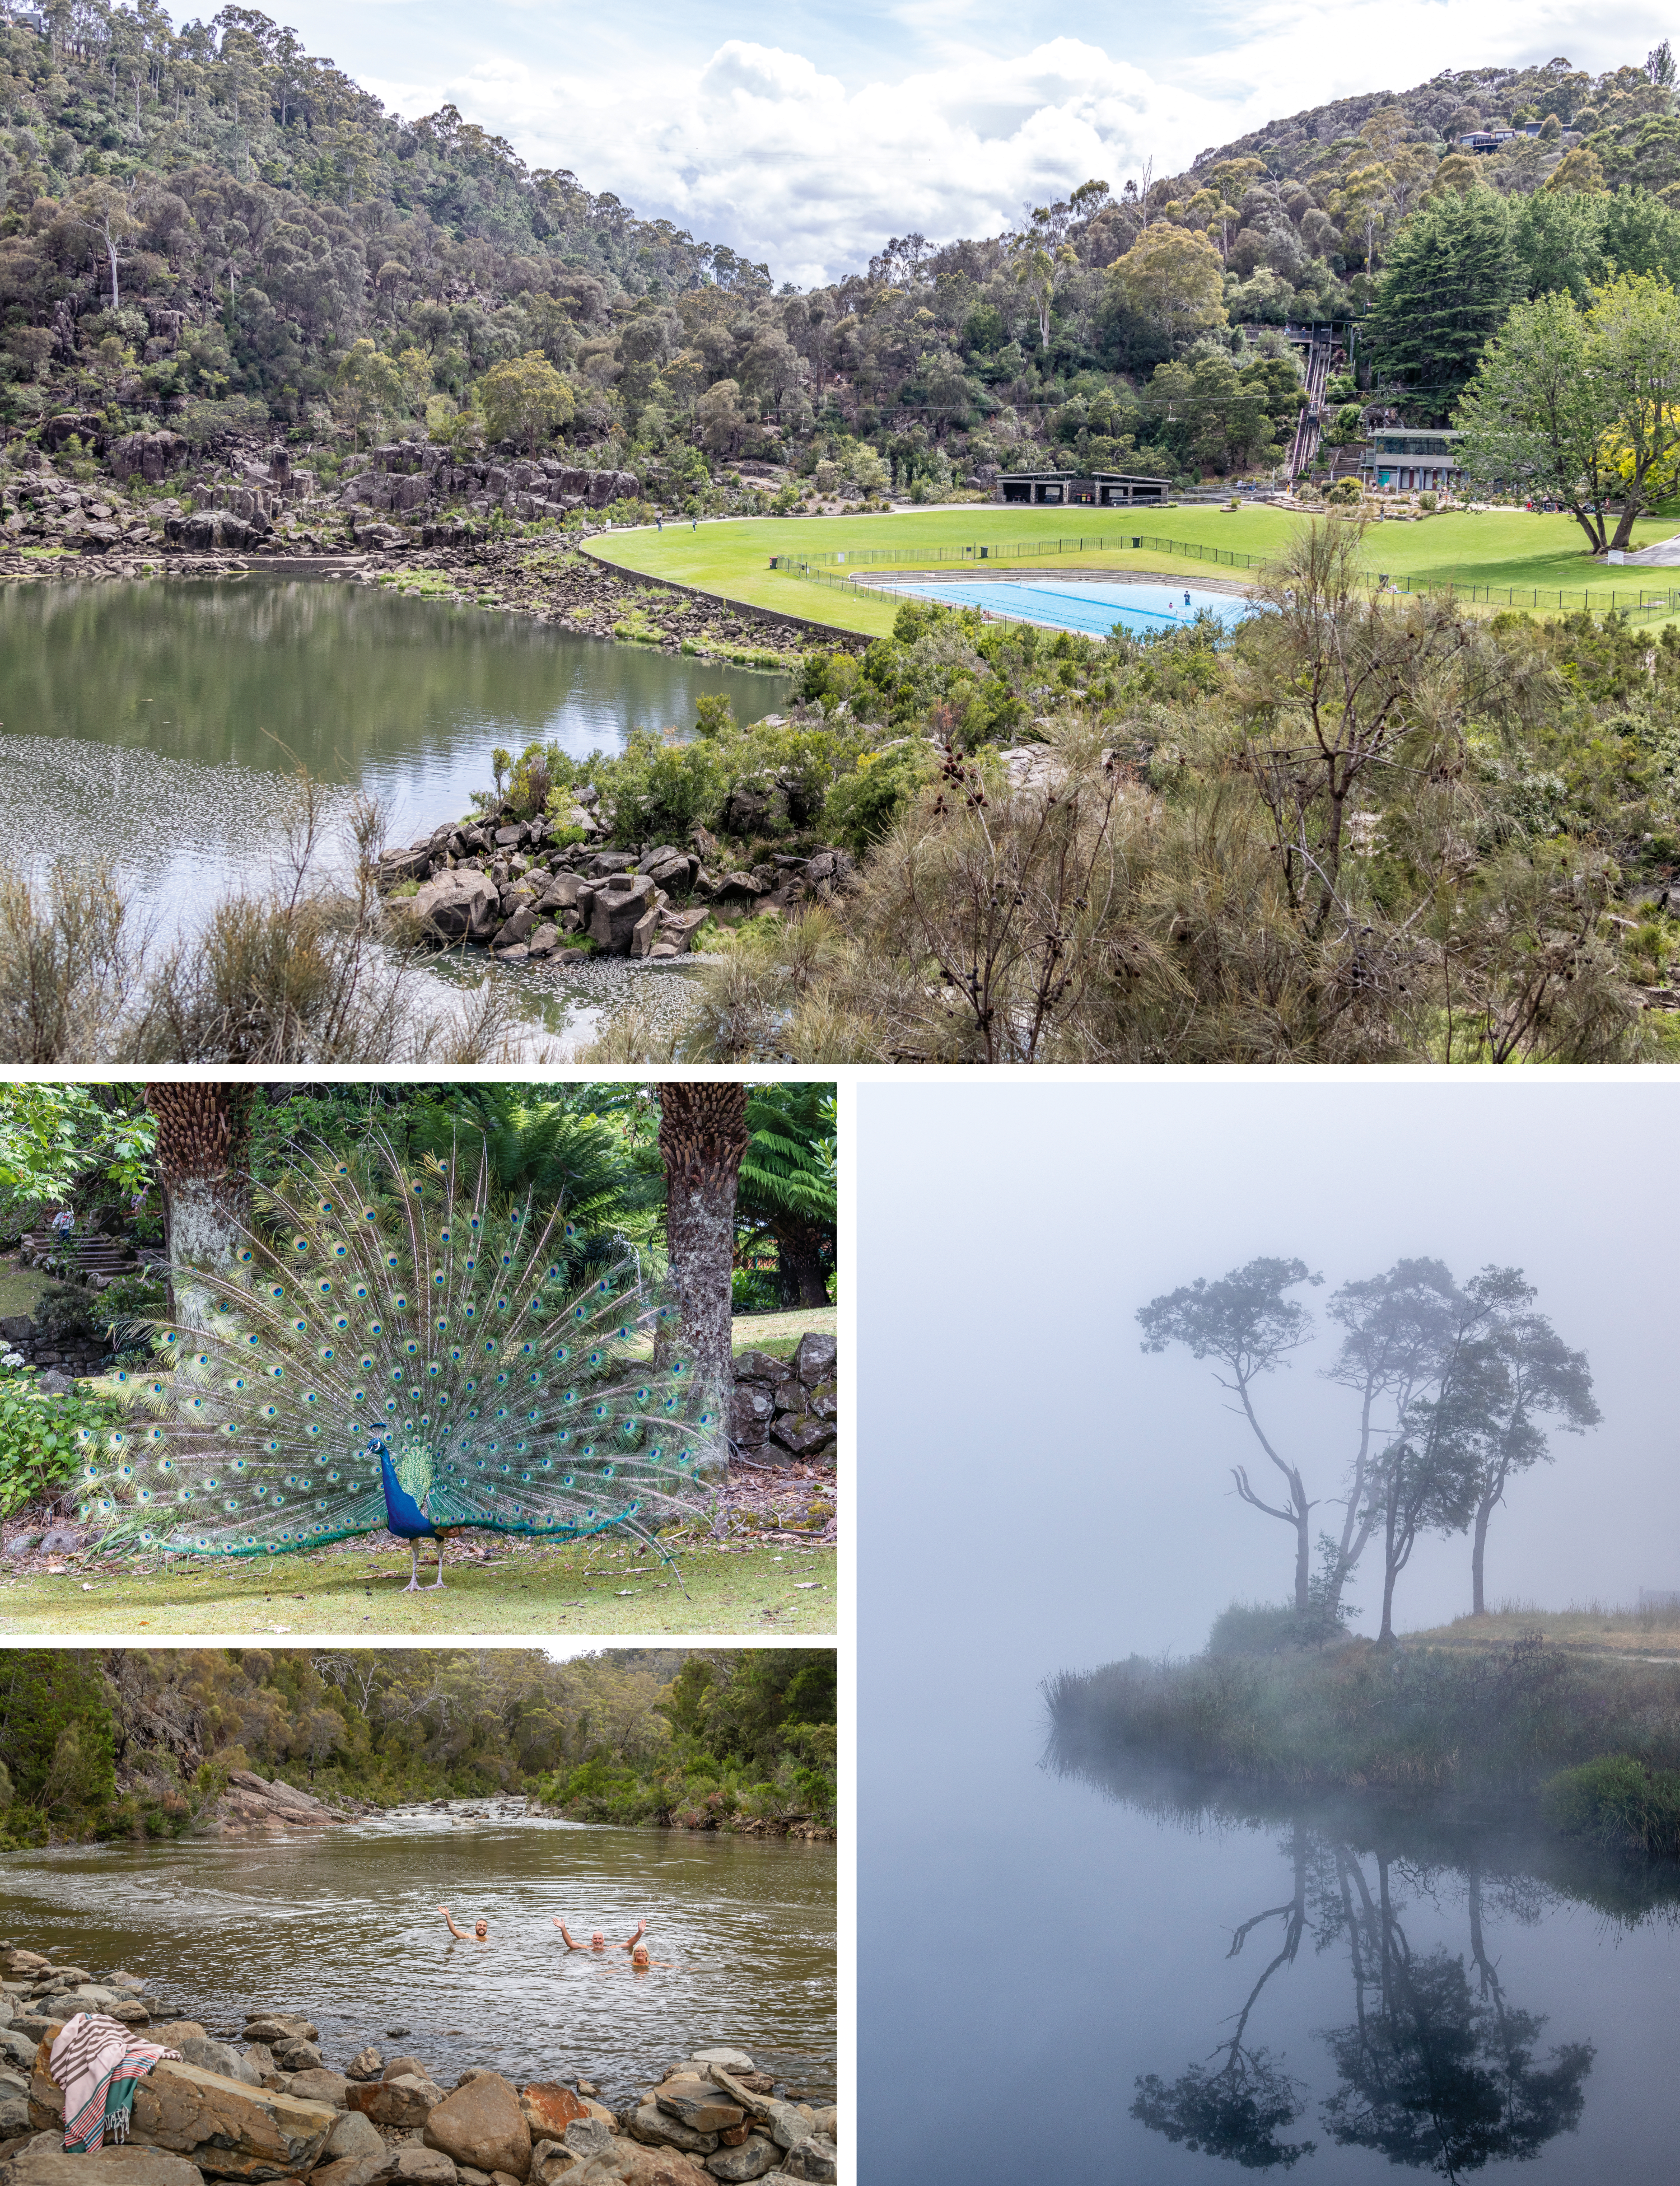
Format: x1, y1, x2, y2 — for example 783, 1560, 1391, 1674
212, 1773, 346, 1836
380, 812, 855, 964
336, 445, 641, 534
730, 1334, 836, 1466
108, 433, 189, 485
28, 2043, 339, 2180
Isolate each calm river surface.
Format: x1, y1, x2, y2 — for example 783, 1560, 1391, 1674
860, 1679, 1680, 2182
0, 577, 788, 929
0, 1805, 834, 2100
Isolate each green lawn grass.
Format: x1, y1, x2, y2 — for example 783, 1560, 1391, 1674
0, 1533, 836, 1635
0, 1262, 51, 1318
591, 505, 1680, 639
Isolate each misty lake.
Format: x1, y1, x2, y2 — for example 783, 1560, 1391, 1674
859, 1686, 1680, 2183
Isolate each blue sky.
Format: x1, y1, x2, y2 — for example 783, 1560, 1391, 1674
266, 0, 1677, 284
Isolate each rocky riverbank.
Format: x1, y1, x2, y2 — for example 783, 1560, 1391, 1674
0, 1945, 836, 2186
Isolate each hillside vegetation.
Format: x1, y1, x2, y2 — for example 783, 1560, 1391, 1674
0, 1645, 836, 1842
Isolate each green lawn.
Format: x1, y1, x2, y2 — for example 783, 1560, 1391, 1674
0, 1260, 51, 1318
590, 505, 1680, 639
0, 1533, 836, 1635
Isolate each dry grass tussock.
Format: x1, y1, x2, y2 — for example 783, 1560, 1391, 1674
0, 782, 522, 1064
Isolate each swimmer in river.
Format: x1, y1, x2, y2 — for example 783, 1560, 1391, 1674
554, 1917, 647, 1953
438, 1905, 489, 1941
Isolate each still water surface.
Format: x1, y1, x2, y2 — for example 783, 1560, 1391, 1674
0, 1805, 834, 2100
860, 1683, 1680, 2182
0, 577, 788, 929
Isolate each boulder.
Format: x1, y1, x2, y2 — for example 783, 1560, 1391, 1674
732, 1353, 783, 1386
702, 872, 766, 905
378, 845, 433, 885
592, 2148, 703, 2186
1, 2151, 206, 2186
536, 874, 591, 914
650, 2082, 741, 2136
791, 1332, 837, 1386
656, 910, 710, 954
628, 2108, 712, 2156
636, 848, 694, 891
498, 904, 536, 948
776, 2140, 836, 2183
380, 2059, 429, 2084
321, 2113, 383, 2164
0, 1957, 46, 1981
389, 2150, 455, 2186
347, 2076, 442, 2130
30, 2054, 337, 2182
587, 874, 656, 955
525, 923, 561, 960
628, 903, 663, 960
409, 872, 499, 944
174, 2040, 253, 2086
284, 2072, 346, 2110
516, 2090, 588, 2144
421, 2074, 529, 2180
770, 1414, 835, 1459
342, 2053, 382, 2086
307, 2157, 387, 2186
703, 2140, 780, 2184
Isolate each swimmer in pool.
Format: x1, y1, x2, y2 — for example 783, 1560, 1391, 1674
554, 1917, 647, 1953
1183, 590, 1191, 608
438, 1906, 489, 1941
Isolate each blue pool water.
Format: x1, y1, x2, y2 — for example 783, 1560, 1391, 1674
887, 577, 1253, 637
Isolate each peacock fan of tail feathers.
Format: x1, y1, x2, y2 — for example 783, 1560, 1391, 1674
79, 1134, 720, 1589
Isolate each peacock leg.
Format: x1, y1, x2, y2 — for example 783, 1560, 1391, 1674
404, 1543, 422, 1592
431, 1535, 446, 1589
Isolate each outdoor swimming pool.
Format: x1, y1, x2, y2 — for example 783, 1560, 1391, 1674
884, 577, 1254, 638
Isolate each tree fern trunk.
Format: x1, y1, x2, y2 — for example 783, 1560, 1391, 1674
144, 1083, 254, 1318
657, 1084, 749, 1441
773, 1215, 831, 1309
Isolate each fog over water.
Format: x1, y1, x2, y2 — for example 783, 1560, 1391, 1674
859, 1077, 1680, 2180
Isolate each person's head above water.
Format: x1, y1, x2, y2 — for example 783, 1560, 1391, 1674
590, 1931, 605, 1950
631, 1943, 651, 1968
474, 1920, 488, 1939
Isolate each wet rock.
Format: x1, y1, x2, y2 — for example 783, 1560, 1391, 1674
421, 2073, 530, 2180
343, 2053, 382, 2085
242, 2014, 320, 2048
525, 923, 561, 959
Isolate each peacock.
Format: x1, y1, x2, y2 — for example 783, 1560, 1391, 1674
78, 1134, 718, 1589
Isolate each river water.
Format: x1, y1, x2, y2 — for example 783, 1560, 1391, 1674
0, 576, 788, 932
0, 1804, 834, 2103
859, 1677, 1680, 2183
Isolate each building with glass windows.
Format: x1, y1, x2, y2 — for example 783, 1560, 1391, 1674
1357, 427, 1462, 493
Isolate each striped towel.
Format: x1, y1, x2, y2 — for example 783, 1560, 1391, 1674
49, 2012, 181, 2154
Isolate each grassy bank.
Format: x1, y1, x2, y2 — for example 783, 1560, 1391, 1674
0, 1533, 835, 1636
1047, 1636, 1680, 1802
1406, 1604, 1680, 1658
590, 506, 1680, 639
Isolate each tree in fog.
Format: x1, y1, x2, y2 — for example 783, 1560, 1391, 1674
1137, 1258, 1324, 1613
1461, 1301, 1599, 1616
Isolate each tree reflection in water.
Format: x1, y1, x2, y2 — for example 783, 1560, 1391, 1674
1042, 1728, 1631, 2179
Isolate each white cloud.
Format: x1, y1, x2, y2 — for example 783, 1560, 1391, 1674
361, 1, 1680, 287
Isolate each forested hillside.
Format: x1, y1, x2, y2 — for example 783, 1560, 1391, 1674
11, 10, 1680, 507
0, 1645, 837, 1840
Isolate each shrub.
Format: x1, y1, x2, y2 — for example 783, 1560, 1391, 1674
0, 1375, 123, 1516
822, 741, 934, 856
1324, 477, 1364, 506
1542, 1755, 1680, 1858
